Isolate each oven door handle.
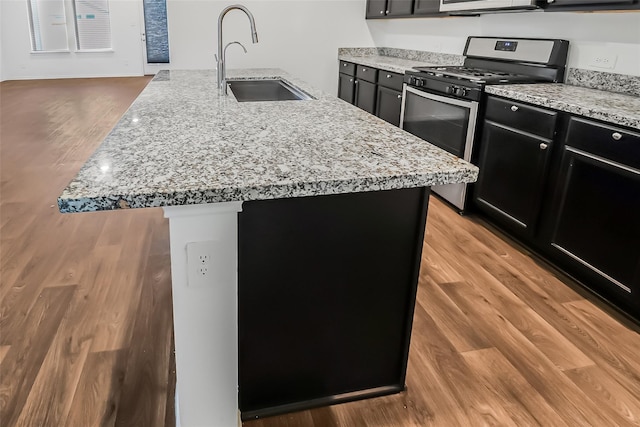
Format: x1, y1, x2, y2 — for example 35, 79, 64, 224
400, 84, 479, 132
403, 85, 479, 109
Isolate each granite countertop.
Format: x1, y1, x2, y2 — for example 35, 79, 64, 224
338, 53, 438, 74
338, 47, 465, 74
58, 68, 478, 213
485, 84, 640, 130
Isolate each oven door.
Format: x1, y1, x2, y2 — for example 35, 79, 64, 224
400, 85, 479, 210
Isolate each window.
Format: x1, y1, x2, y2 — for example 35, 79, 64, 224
73, 0, 111, 50
27, 0, 69, 51
27, 0, 112, 52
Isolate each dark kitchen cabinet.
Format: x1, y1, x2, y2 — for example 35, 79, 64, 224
544, 0, 638, 11
354, 65, 379, 115
540, 117, 640, 316
356, 80, 378, 114
337, 63, 405, 127
376, 70, 404, 126
338, 73, 356, 104
474, 97, 557, 238
413, 0, 441, 14
376, 86, 403, 127
338, 61, 357, 104
238, 187, 430, 418
366, 0, 414, 18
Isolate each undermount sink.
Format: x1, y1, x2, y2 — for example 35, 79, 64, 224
227, 79, 313, 102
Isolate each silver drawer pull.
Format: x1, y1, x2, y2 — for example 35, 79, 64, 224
511, 105, 519, 112
385, 9, 389, 13
343, 63, 347, 67
349, 78, 353, 82
362, 68, 367, 72
540, 143, 548, 150
386, 74, 392, 78
612, 132, 622, 141
397, 94, 402, 99
380, 10, 384, 14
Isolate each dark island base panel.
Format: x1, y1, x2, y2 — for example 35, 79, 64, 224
238, 187, 431, 420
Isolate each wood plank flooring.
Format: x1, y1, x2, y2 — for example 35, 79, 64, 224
1, 77, 639, 427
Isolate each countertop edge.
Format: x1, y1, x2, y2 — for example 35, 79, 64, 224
58, 170, 479, 213
485, 85, 640, 131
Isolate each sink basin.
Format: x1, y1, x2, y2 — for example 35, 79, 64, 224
227, 79, 313, 102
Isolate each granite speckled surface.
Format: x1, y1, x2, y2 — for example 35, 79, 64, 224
58, 69, 478, 213
485, 83, 640, 130
566, 69, 640, 97
338, 47, 464, 74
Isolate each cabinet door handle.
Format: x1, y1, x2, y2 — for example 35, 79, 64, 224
612, 132, 622, 141
362, 68, 367, 72
354, 80, 358, 84
380, 10, 384, 14
343, 63, 347, 67
385, 9, 390, 14
397, 94, 402, 99
540, 143, 548, 150
511, 105, 519, 112
386, 74, 392, 78
349, 78, 353, 82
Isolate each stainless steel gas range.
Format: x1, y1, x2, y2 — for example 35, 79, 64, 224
400, 36, 569, 211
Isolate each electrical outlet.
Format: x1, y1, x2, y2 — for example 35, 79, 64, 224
186, 241, 214, 287
589, 53, 617, 70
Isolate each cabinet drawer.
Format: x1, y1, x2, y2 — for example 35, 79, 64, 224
356, 65, 378, 83
377, 71, 404, 91
565, 116, 640, 169
485, 96, 558, 140
339, 61, 356, 76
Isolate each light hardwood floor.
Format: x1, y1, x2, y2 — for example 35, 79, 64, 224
1, 77, 639, 427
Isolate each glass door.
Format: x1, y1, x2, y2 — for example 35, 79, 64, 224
139, 0, 170, 75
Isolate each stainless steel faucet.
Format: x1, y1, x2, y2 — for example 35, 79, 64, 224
216, 4, 258, 95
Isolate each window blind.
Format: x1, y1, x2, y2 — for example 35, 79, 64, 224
73, 0, 111, 50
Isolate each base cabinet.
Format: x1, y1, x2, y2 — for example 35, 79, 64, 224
474, 97, 557, 238
238, 188, 430, 419
338, 73, 356, 104
540, 117, 640, 316
356, 80, 378, 114
475, 95, 640, 322
376, 86, 403, 126
337, 63, 403, 127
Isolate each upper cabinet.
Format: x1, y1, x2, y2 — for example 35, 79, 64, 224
366, 0, 414, 18
413, 0, 441, 14
365, 0, 638, 17
545, 0, 637, 10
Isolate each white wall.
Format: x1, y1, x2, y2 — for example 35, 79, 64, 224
1, 0, 144, 80
367, 10, 640, 76
165, 0, 376, 94
1, 0, 638, 86
0, 1, 4, 82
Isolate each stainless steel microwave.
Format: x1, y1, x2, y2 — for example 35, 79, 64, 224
440, 0, 539, 12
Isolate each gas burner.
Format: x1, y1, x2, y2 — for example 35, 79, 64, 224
413, 66, 536, 84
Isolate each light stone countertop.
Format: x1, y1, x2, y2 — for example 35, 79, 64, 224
338, 48, 464, 75
58, 69, 478, 213
338, 53, 440, 75
486, 83, 640, 130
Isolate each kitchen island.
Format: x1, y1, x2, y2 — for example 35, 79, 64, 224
58, 69, 478, 427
